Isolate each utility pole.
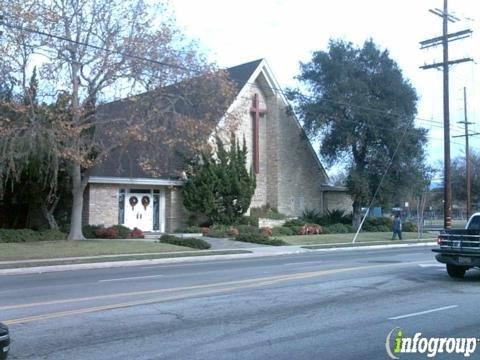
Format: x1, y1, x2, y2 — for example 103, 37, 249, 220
419, 0, 473, 229
453, 87, 480, 219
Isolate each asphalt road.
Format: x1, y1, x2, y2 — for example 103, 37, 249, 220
2, 245, 480, 360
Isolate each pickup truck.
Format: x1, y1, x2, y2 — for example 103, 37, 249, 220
433, 213, 480, 278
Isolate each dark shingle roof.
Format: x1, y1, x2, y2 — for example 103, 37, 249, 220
226, 59, 263, 88
89, 59, 263, 181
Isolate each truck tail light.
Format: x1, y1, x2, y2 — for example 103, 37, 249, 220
437, 236, 442, 245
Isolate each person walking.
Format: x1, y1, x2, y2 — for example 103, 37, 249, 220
391, 214, 402, 240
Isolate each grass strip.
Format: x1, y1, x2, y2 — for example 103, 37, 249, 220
0, 250, 252, 269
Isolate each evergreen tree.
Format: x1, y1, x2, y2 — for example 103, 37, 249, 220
182, 134, 256, 225
288, 39, 429, 228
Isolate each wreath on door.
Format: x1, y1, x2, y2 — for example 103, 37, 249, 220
142, 196, 150, 210
129, 196, 138, 210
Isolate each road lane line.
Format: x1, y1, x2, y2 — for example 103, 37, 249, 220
418, 263, 444, 268
388, 305, 458, 320
98, 274, 165, 282
1, 261, 423, 318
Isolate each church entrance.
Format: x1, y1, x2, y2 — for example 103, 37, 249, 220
118, 188, 165, 233
124, 191, 154, 232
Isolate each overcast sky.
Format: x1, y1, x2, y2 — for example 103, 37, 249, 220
172, 0, 480, 174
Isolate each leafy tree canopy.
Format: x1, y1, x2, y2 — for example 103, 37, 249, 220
451, 152, 480, 206
288, 39, 430, 226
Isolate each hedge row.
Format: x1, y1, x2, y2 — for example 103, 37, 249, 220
0, 229, 67, 243
234, 233, 286, 246
159, 235, 211, 249
83, 225, 144, 239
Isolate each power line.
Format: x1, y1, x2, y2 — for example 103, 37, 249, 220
419, 0, 473, 228
0, 18, 190, 71
235, 82, 464, 131
3, 13, 475, 152
1, 16, 468, 133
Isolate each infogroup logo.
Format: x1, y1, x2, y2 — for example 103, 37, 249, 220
385, 327, 478, 359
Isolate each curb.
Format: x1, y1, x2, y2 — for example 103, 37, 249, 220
0, 242, 436, 276
304, 241, 437, 252
0, 249, 307, 276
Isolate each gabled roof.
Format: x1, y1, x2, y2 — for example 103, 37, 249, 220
226, 59, 263, 88
225, 58, 329, 182
89, 59, 328, 182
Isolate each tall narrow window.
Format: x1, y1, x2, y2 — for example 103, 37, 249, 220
153, 193, 160, 231
118, 189, 125, 224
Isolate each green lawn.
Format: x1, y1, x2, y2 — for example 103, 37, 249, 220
281, 232, 436, 246
0, 240, 192, 261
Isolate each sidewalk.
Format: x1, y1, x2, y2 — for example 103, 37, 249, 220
0, 240, 436, 276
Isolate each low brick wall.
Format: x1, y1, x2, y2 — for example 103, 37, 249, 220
258, 218, 292, 228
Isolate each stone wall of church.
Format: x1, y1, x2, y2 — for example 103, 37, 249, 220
165, 187, 188, 232
220, 73, 334, 217
323, 191, 353, 214
86, 184, 119, 226
230, 83, 269, 210
274, 98, 328, 216
265, 93, 279, 210
86, 183, 187, 232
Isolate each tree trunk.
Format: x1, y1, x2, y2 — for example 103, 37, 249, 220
68, 164, 86, 240
67, 57, 86, 240
40, 197, 60, 230
352, 200, 362, 230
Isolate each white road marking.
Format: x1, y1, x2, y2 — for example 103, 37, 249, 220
418, 263, 444, 268
99, 274, 165, 282
388, 305, 458, 320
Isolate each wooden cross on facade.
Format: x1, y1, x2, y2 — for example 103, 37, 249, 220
250, 93, 266, 174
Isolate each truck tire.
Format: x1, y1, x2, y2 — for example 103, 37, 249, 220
446, 264, 467, 278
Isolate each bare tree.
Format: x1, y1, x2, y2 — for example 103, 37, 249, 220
1, 0, 236, 239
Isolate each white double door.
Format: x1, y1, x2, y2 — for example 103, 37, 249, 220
125, 193, 153, 231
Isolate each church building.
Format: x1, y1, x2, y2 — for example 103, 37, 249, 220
83, 59, 351, 232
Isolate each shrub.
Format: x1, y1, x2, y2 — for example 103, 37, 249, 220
95, 226, 119, 239
236, 225, 260, 235
260, 227, 273, 236
301, 209, 323, 224
374, 225, 391, 232
203, 224, 232, 238
86, 225, 131, 239
324, 223, 353, 234
250, 205, 287, 220
83, 225, 103, 239
38, 229, 68, 241
323, 210, 352, 225
297, 224, 323, 235
283, 219, 306, 228
129, 227, 144, 239
0, 229, 67, 242
186, 213, 212, 227
301, 209, 351, 226
228, 227, 240, 237
271, 226, 295, 236
112, 225, 131, 239
238, 216, 259, 227
363, 217, 393, 231
182, 135, 256, 225
174, 226, 203, 234
235, 233, 287, 246
0, 229, 36, 242
403, 221, 418, 232
159, 235, 211, 249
